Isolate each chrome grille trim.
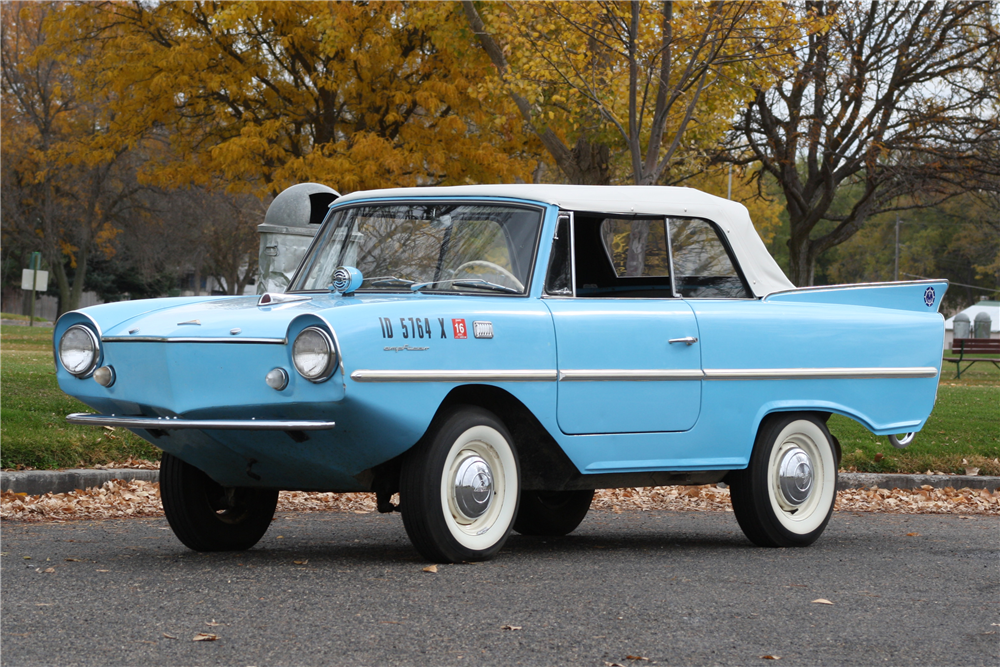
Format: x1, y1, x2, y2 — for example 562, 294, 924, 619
66, 413, 335, 431
101, 336, 286, 344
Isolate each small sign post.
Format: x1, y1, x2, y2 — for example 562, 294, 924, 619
20, 252, 48, 327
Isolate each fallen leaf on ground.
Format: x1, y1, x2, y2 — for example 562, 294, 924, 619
604, 663, 626, 667
906, 532, 920, 537
965, 468, 980, 476
43, 567, 55, 573
192, 633, 217, 642
626, 656, 649, 661
761, 656, 781, 660
4, 481, 999, 523
64, 558, 81, 562
422, 565, 438, 573
811, 599, 834, 605
162, 633, 177, 640
205, 621, 221, 627
501, 625, 522, 631
293, 560, 308, 565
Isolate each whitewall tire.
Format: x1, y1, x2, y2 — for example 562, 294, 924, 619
400, 406, 519, 562
729, 413, 837, 547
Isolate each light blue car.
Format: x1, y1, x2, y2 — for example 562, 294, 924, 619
55, 185, 947, 562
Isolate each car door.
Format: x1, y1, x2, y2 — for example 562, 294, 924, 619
543, 213, 702, 434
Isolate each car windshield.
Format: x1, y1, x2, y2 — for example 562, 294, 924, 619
290, 203, 543, 294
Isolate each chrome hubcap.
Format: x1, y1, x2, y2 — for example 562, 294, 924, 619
778, 446, 813, 506
453, 455, 493, 520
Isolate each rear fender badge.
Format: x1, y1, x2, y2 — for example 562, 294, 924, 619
923, 286, 935, 307
178, 320, 201, 326
473, 321, 494, 339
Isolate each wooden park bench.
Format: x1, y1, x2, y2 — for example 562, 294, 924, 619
944, 338, 1000, 379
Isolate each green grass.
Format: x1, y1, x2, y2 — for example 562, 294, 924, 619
1, 325, 160, 469
1, 312, 50, 323
2, 324, 998, 473
829, 349, 999, 475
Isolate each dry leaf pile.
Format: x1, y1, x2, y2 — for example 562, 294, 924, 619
593, 486, 734, 513
2, 480, 997, 523
91, 457, 159, 470
2, 480, 163, 521
835, 484, 999, 514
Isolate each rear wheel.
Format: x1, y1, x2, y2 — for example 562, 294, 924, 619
888, 432, 915, 448
514, 490, 594, 536
400, 406, 519, 563
729, 413, 837, 548
160, 453, 278, 551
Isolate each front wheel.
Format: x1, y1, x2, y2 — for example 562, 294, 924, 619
400, 406, 519, 563
728, 414, 837, 548
160, 453, 278, 552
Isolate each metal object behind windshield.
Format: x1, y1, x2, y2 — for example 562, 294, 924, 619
409, 278, 519, 294
290, 203, 542, 294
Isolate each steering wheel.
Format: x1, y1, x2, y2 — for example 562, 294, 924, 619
452, 260, 524, 291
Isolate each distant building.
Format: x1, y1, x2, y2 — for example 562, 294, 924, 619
944, 300, 999, 347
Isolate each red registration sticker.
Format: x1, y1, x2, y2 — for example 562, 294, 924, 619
452, 319, 467, 339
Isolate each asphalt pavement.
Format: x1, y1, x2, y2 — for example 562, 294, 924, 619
2, 509, 997, 666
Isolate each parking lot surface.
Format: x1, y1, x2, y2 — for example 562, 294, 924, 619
2, 509, 997, 666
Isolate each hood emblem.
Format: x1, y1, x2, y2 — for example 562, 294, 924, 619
178, 319, 201, 326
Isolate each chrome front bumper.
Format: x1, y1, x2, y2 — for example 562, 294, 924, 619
66, 413, 336, 431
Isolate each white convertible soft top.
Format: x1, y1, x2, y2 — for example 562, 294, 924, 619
334, 184, 795, 298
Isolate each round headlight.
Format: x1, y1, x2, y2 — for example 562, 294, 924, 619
292, 327, 336, 382
59, 325, 100, 377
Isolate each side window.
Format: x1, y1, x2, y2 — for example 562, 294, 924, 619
544, 215, 573, 296
568, 217, 674, 298
668, 218, 749, 298
600, 218, 670, 278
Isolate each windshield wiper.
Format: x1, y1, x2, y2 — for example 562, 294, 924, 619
367, 276, 416, 287
409, 278, 520, 294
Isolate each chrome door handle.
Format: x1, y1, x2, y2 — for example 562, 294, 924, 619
668, 336, 698, 346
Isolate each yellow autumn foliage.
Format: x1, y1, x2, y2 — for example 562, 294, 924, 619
468, 1, 821, 185
45, 1, 537, 197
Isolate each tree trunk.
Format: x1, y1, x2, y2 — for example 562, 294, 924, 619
786, 231, 815, 287
69, 244, 88, 312
568, 138, 611, 186
50, 251, 71, 317
625, 220, 651, 277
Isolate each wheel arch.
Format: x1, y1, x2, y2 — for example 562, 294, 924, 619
749, 406, 842, 469
362, 384, 581, 498
435, 384, 580, 490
